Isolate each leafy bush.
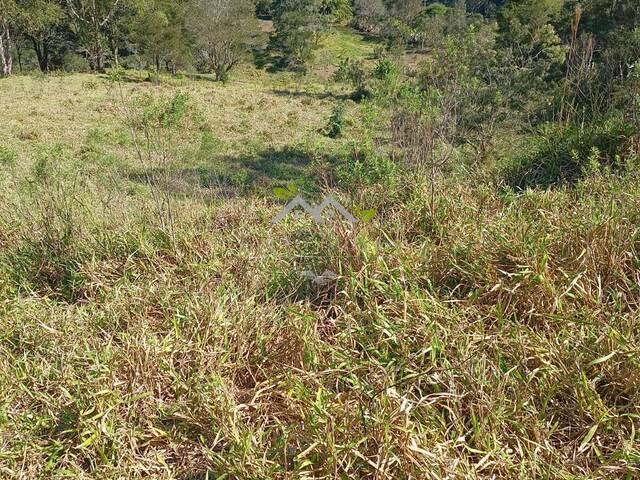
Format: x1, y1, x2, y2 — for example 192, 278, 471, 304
503, 118, 638, 189
335, 140, 396, 188
333, 57, 371, 101
60, 52, 91, 73
324, 102, 347, 138
373, 57, 398, 81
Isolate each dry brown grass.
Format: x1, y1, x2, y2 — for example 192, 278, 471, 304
0, 30, 639, 479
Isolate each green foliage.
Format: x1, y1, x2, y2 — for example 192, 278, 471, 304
65, 0, 126, 71
334, 57, 370, 100
0, 145, 17, 166
373, 57, 398, 81
187, 0, 262, 81
132, 90, 191, 129
11, 0, 66, 72
503, 118, 638, 189
320, 0, 353, 23
270, 0, 326, 68
353, 206, 376, 222
130, 0, 191, 77
423, 3, 449, 17
324, 102, 346, 138
496, 2, 565, 116
497, 0, 566, 76
255, 0, 273, 16
273, 181, 298, 200
335, 140, 396, 188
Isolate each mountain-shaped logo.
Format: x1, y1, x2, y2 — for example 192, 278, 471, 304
272, 195, 358, 225
271, 184, 375, 225
301, 270, 339, 286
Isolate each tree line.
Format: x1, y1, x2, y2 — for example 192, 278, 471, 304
0, 0, 264, 78
0, 0, 638, 123
0, 0, 355, 78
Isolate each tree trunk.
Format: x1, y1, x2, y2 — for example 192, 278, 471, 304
91, 18, 105, 73
31, 38, 49, 73
0, 18, 12, 76
165, 60, 177, 76
16, 39, 22, 73
154, 55, 161, 84
95, 50, 104, 72
93, 43, 105, 72
112, 43, 119, 66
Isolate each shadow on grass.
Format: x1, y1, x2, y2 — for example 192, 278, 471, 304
500, 119, 637, 191
253, 47, 290, 74
252, 46, 312, 75
126, 145, 331, 200
98, 73, 150, 84
271, 89, 350, 101
183, 73, 220, 83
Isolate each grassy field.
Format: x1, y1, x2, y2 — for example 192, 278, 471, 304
1, 28, 639, 479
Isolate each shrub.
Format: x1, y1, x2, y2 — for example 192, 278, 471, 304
503, 118, 638, 189
335, 140, 396, 188
61, 52, 91, 73
373, 57, 398, 81
333, 57, 371, 101
324, 102, 347, 138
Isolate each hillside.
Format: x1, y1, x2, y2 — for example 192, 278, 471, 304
1, 13, 639, 480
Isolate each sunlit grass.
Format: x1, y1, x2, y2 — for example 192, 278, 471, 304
0, 26, 639, 480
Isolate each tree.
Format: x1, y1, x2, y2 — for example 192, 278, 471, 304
65, 0, 126, 72
103, 1, 136, 67
13, 0, 66, 73
254, 0, 272, 17
385, 0, 423, 23
187, 0, 260, 81
497, 0, 566, 74
132, 0, 191, 80
320, 0, 353, 23
497, 0, 566, 119
0, 0, 15, 76
418, 16, 505, 161
270, 0, 325, 67
352, 0, 387, 34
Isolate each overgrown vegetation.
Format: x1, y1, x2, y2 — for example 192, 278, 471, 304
1, 0, 640, 478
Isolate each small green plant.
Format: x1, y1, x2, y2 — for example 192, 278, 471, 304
334, 58, 371, 101
373, 58, 398, 81
353, 206, 377, 222
324, 102, 347, 138
273, 182, 298, 201
115, 85, 197, 239
0, 146, 17, 166
335, 140, 396, 188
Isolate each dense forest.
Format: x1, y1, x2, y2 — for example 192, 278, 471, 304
1, 0, 640, 478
